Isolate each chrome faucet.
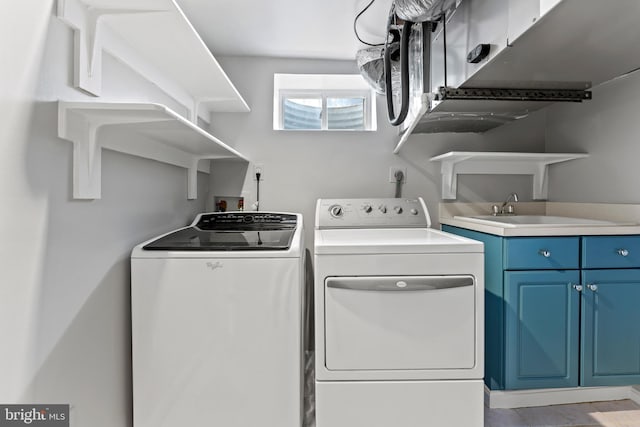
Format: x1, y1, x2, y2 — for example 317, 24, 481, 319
501, 192, 518, 215
492, 192, 519, 216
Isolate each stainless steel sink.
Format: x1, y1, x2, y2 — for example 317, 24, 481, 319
453, 215, 635, 228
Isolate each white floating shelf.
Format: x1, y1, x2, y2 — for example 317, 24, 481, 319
57, 0, 249, 121
429, 152, 589, 200
58, 101, 249, 200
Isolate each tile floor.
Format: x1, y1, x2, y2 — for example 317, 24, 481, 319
485, 399, 640, 427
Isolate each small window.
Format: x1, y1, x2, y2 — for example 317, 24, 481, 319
274, 74, 376, 131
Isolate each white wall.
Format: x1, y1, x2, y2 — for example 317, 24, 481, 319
1, 4, 207, 426
546, 70, 640, 203
210, 56, 547, 245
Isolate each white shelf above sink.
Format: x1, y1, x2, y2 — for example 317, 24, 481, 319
57, 0, 249, 121
58, 101, 249, 200
429, 151, 589, 200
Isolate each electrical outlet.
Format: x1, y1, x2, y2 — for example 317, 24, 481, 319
253, 163, 264, 181
389, 167, 407, 183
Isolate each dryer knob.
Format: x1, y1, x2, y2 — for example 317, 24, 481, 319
410, 208, 419, 215
379, 205, 387, 214
363, 204, 373, 213
329, 205, 344, 218
394, 206, 403, 214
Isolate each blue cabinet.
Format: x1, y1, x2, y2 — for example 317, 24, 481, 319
505, 271, 580, 389
581, 269, 640, 386
443, 225, 640, 391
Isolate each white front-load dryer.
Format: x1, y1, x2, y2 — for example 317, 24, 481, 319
314, 198, 484, 427
131, 212, 304, 427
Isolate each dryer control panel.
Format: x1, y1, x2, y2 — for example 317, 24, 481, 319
316, 198, 431, 229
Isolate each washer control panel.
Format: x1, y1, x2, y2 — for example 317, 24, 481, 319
317, 198, 430, 229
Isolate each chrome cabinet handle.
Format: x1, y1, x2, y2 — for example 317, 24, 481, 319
587, 284, 598, 292
539, 250, 551, 258
572, 284, 583, 292
618, 249, 629, 257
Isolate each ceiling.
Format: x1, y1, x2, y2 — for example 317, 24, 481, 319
175, 0, 393, 60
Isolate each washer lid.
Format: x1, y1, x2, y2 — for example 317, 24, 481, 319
143, 228, 296, 251
138, 212, 302, 253
314, 228, 483, 255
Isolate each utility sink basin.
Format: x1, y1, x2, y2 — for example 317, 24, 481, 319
454, 215, 635, 228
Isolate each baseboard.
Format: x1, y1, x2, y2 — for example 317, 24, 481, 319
485, 385, 637, 409
629, 385, 640, 406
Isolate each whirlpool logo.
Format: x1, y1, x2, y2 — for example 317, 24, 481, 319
206, 261, 223, 271
0, 405, 68, 426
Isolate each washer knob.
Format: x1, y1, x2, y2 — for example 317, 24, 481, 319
394, 206, 403, 214
329, 205, 344, 218
363, 204, 373, 213
410, 208, 419, 215
379, 205, 388, 214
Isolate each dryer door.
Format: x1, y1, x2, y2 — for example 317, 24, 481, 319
324, 275, 476, 371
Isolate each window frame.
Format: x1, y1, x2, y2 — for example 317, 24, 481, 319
273, 74, 377, 132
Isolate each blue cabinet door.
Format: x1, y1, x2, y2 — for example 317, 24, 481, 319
581, 269, 640, 386
505, 270, 580, 389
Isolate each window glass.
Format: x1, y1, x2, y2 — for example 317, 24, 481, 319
327, 97, 365, 130
283, 98, 322, 130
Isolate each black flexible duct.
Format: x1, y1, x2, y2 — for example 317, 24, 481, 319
385, 15, 413, 126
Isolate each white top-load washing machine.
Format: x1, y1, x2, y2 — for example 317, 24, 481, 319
131, 212, 304, 427
314, 198, 484, 427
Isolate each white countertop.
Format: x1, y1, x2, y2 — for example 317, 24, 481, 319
439, 202, 640, 237
440, 216, 640, 237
